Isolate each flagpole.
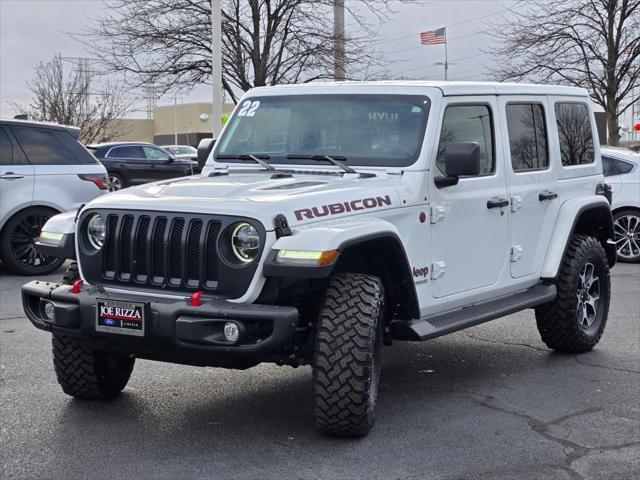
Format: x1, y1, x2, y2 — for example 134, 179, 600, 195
444, 27, 448, 81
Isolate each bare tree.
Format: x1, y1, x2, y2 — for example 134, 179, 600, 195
490, 0, 640, 145
13, 54, 132, 144
81, 0, 400, 103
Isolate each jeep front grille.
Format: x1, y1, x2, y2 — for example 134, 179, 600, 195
78, 210, 264, 297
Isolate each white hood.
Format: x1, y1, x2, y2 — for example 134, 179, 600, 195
85, 170, 405, 229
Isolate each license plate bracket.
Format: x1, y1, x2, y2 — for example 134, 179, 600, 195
96, 298, 146, 336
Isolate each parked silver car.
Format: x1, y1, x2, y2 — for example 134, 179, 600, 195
0, 119, 108, 275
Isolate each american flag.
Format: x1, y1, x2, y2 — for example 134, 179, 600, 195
420, 27, 446, 45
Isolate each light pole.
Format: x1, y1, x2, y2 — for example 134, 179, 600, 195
211, 0, 223, 139
333, 0, 346, 81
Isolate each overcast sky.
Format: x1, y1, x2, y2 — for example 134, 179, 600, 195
0, 0, 526, 118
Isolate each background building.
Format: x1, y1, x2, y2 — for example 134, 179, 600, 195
112, 102, 235, 146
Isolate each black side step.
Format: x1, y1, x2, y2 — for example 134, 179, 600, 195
391, 284, 556, 341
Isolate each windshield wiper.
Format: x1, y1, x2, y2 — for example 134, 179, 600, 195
286, 154, 358, 174
216, 154, 275, 171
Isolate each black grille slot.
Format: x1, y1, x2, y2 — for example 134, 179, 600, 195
185, 220, 203, 288
205, 221, 221, 288
134, 216, 151, 280
151, 217, 168, 282
83, 210, 261, 297
168, 218, 185, 286
119, 215, 134, 279
104, 215, 118, 276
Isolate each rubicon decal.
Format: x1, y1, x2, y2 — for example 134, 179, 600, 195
294, 195, 392, 221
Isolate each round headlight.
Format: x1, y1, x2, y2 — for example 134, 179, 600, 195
230, 222, 260, 263
86, 214, 106, 251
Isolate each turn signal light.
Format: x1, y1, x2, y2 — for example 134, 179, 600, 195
276, 249, 339, 266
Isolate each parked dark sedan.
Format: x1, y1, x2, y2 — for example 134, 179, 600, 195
87, 142, 198, 191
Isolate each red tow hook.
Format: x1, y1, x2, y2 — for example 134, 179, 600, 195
71, 280, 84, 294
191, 291, 203, 307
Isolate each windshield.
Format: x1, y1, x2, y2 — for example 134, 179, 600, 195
215, 94, 430, 168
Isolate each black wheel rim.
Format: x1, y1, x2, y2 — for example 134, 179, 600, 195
10, 212, 57, 268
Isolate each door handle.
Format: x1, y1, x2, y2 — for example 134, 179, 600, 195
539, 190, 558, 201
487, 197, 509, 209
0, 172, 24, 180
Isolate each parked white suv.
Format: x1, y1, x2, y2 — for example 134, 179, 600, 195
601, 147, 640, 262
0, 119, 108, 275
22, 82, 616, 437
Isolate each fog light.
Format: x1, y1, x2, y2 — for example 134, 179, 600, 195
223, 322, 240, 343
43, 301, 55, 322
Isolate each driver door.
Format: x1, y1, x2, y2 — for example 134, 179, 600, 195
429, 97, 510, 300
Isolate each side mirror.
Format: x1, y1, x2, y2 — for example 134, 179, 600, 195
167, 155, 175, 163
197, 138, 216, 170
435, 142, 481, 188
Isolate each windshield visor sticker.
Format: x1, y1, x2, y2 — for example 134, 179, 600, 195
294, 195, 392, 221
237, 100, 261, 117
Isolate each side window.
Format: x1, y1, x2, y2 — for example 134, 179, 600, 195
601, 156, 618, 177
0, 128, 26, 165
10, 127, 76, 165
615, 159, 635, 175
437, 104, 494, 175
506, 103, 549, 171
554, 103, 595, 166
143, 146, 170, 161
108, 146, 145, 159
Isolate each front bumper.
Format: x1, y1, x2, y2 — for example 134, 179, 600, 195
22, 281, 298, 368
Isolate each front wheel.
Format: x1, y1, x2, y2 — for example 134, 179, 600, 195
52, 334, 135, 400
312, 273, 384, 437
535, 235, 610, 353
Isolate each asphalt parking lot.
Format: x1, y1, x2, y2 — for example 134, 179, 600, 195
1, 263, 638, 480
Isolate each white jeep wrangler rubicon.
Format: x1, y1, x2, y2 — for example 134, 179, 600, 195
22, 81, 616, 437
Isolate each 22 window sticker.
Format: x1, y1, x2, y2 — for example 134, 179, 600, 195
237, 100, 261, 117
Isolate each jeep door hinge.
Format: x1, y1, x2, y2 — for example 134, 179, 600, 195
510, 196, 523, 213
430, 205, 446, 224
431, 261, 446, 279
510, 245, 524, 262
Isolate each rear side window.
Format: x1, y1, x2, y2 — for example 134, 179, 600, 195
437, 104, 494, 175
0, 128, 28, 165
554, 103, 595, 166
506, 103, 549, 171
108, 146, 145, 159
602, 156, 617, 176
10, 126, 95, 165
52, 130, 99, 164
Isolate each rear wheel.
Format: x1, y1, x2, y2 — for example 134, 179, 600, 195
613, 209, 640, 263
52, 334, 134, 400
0, 207, 64, 275
535, 235, 610, 353
108, 173, 124, 191
312, 273, 384, 437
